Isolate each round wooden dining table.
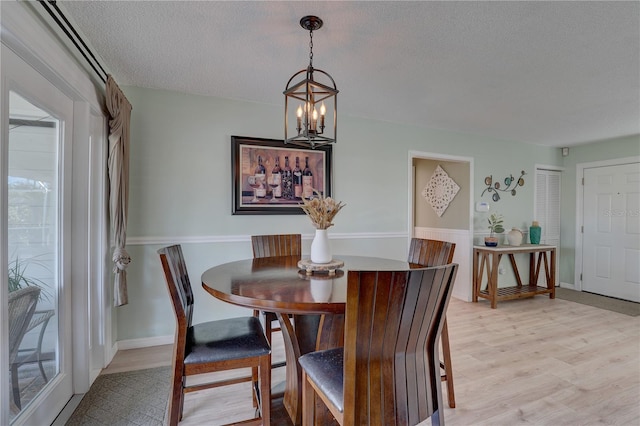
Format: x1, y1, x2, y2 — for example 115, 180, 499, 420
201, 254, 411, 425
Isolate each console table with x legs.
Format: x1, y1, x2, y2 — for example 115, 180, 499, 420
473, 244, 556, 309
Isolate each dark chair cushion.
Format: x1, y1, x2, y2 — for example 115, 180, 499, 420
185, 316, 270, 365
299, 347, 344, 413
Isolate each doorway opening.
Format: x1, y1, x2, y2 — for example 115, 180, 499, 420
408, 151, 474, 301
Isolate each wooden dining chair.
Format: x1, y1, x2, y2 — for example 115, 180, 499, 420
251, 234, 302, 260
407, 237, 457, 408
299, 264, 458, 425
158, 245, 271, 426
251, 234, 302, 368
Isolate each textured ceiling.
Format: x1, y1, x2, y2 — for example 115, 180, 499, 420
60, 1, 639, 147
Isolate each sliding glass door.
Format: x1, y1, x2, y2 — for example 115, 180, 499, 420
3, 45, 73, 426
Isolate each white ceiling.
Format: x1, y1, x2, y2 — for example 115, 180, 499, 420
60, 1, 639, 148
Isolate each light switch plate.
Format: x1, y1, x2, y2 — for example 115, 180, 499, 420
475, 201, 490, 212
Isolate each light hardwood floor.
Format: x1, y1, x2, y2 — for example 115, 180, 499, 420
104, 297, 640, 425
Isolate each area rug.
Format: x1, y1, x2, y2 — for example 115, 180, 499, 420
556, 287, 640, 317
66, 366, 171, 425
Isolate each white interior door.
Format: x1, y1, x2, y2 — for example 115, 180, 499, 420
582, 162, 640, 302
2, 45, 74, 426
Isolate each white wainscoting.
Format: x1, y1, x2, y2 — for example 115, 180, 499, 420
414, 227, 473, 302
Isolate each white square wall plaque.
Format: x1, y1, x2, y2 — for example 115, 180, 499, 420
422, 165, 460, 217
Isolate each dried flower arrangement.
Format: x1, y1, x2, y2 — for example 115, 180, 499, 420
300, 190, 345, 230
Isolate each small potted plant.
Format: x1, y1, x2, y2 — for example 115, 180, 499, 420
8, 256, 51, 301
485, 213, 504, 246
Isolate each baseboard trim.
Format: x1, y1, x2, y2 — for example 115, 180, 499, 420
560, 282, 576, 290
116, 335, 174, 350
89, 368, 101, 385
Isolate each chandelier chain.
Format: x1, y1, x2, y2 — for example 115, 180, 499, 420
308, 29, 314, 67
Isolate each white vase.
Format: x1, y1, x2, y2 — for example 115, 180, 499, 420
310, 229, 331, 264
507, 228, 523, 246
310, 278, 333, 302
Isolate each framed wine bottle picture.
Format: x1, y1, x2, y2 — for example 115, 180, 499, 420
231, 136, 333, 215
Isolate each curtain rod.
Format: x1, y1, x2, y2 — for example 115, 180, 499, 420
38, 0, 108, 84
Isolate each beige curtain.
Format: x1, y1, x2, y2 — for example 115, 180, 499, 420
106, 75, 132, 306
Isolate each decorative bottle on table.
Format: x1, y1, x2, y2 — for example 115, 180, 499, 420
530, 221, 541, 244
293, 157, 303, 199
254, 155, 266, 198
302, 156, 313, 199
282, 156, 293, 199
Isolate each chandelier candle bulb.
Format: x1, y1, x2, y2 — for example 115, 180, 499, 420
296, 105, 303, 131
311, 108, 318, 131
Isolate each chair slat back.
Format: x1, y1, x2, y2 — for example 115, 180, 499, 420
158, 245, 194, 331
343, 264, 458, 425
407, 238, 455, 267
8, 287, 41, 364
251, 234, 302, 258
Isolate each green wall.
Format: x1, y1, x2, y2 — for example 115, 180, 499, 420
119, 85, 633, 342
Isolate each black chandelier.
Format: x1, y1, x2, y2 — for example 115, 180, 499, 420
284, 16, 338, 148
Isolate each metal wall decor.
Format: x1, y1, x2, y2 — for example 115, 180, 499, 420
284, 16, 338, 149
482, 170, 526, 201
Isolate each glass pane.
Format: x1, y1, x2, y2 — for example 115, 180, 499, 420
8, 92, 59, 421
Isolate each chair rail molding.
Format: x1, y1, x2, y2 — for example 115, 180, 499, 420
126, 231, 407, 246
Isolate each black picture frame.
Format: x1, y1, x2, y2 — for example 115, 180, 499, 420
231, 136, 333, 215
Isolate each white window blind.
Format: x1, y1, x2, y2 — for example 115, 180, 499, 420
535, 169, 561, 245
